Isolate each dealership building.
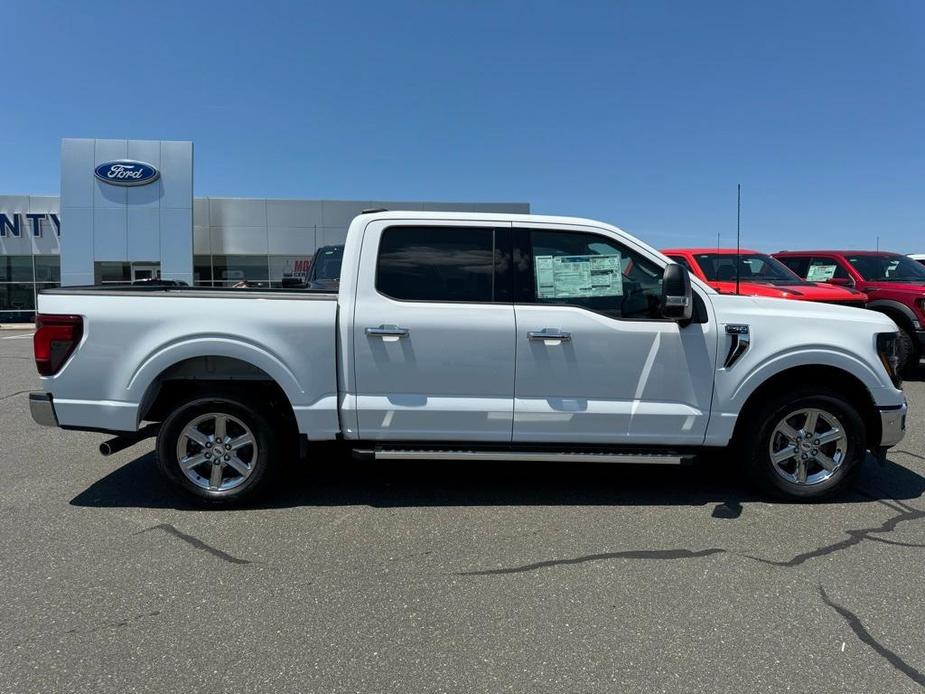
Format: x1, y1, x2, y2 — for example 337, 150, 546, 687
0, 138, 529, 320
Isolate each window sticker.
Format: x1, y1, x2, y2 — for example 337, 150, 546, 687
535, 254, 624, 299
806, 264, 837, 281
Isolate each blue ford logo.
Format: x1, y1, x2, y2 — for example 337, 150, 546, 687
94, 160, 160, 186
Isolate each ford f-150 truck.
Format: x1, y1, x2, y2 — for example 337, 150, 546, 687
29, 212, 907, 505
775, 250, 925, 374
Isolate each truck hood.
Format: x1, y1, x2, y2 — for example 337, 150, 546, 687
709, 293, 897, 332
709, 280, 862, 302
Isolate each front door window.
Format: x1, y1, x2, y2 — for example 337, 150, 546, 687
515, 229, 665, 320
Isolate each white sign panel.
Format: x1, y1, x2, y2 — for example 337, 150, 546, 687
535, 254, 623, 299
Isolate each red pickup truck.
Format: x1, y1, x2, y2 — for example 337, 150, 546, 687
662, 248, 868, 305
774, 250, 925, 373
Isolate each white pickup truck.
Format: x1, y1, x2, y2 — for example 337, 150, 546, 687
30, 211, 907, 504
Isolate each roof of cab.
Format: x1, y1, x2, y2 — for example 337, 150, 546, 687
353, 209, 615, 228
773, 250, 902, 256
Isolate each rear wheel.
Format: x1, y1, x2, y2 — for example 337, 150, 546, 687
156, 393, 281, 505
742, 386, 866, 501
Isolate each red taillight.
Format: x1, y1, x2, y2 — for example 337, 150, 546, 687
34, 314, 83, 377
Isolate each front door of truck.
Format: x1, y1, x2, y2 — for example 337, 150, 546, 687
352, 221, 516, 441
511, 224, 717, 445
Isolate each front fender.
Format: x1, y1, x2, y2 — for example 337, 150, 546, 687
704, 345, 901, 446
728, 346, 889, 409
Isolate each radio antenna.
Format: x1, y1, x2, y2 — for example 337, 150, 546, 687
735, 184, 741, 295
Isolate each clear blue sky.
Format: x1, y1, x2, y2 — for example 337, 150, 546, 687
3, 0, 923, 252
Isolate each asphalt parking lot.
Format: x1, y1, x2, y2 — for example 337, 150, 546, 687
1, 328, 924, 693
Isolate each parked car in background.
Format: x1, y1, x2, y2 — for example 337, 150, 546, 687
775, 250, 925, 373
29, 212, 906, 505
131, 278, 189, 287
661, 248, 869, 307
306, 245, 344, 290
279, 276, 307, 289
909, 253, 925, 266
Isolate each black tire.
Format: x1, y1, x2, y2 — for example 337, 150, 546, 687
741, 386, 866, 501
155, 392, 281, 506
896, 327, 918, 375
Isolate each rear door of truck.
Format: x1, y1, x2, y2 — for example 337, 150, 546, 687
350, 220, 515, 441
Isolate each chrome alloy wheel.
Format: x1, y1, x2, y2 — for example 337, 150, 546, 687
175, 413, 258, 491
768, 407, 848, 486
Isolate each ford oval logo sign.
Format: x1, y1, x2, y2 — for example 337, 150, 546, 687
94, 160, 160, 186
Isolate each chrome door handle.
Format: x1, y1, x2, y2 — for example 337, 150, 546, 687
366, 324, 410, 338
528, 329, 571, 342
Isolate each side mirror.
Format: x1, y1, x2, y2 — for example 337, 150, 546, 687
826, 277, 852, 287
662, 263, 693, 321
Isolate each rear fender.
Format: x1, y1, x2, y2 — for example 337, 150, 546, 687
129, 336, 304, 421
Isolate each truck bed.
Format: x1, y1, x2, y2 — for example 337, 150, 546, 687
36, 285, 341, 438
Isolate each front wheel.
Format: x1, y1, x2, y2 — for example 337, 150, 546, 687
155, 393, 281, 505
897, 327, 918, 375
742, 387, 866, 501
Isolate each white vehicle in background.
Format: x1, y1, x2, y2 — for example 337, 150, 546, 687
29, 211, 906, 505
909, 253, 925, 266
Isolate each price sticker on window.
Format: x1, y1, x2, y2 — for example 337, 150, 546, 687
535, 254, 623, 299
806, 264, 837, 281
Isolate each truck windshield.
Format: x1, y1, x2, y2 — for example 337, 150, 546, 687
695, 253, 804, 286
846, 254, 925, 282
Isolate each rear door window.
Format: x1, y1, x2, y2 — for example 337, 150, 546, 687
376, 226, 510, 303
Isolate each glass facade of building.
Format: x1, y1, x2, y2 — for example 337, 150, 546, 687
0, 255, 61, 320
192, 254, 314, 287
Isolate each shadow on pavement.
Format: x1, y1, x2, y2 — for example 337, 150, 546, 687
70, 449, 925, 511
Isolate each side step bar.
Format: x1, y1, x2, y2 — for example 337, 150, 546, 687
353, 448, 694, 465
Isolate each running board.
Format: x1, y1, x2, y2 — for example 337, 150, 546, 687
353, 448, 694, 465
